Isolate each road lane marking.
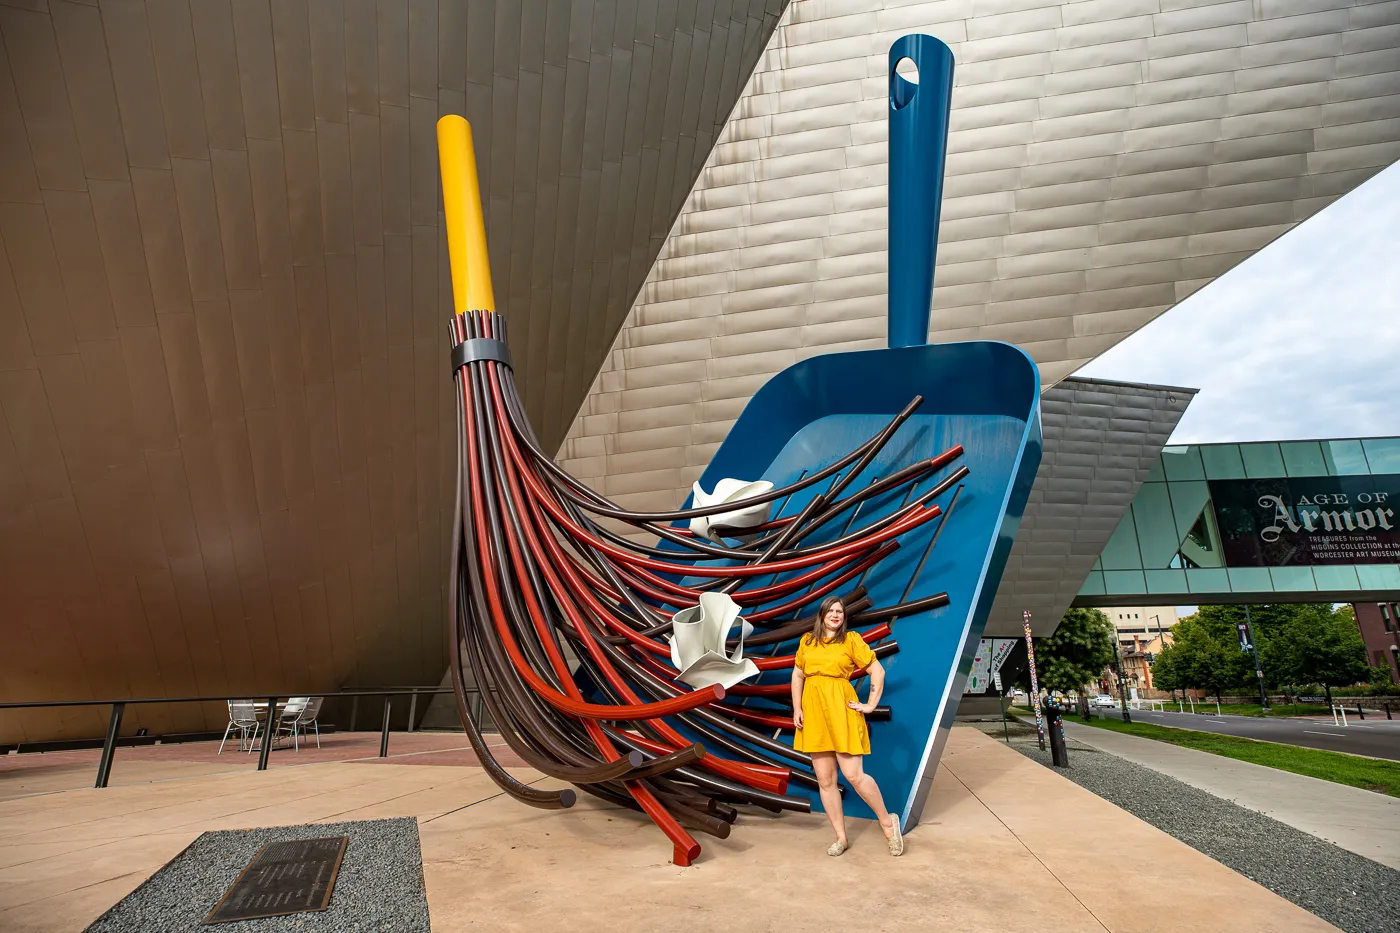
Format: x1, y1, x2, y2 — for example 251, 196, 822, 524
1204, 718, 1227, 723
1303, 730, 1348, 737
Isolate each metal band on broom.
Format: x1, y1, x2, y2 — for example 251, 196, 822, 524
1023, 610, 1045, 751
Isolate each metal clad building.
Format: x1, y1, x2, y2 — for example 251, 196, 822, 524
561, 0, 1400, 516
2, 0, 1398, 742
0, 0, 787, 742
985, 376, 1194, 636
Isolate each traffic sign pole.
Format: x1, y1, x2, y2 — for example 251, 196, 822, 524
1243, 605, 1270, 710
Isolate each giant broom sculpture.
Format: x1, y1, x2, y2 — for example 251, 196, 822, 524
441, 34, 1041, 866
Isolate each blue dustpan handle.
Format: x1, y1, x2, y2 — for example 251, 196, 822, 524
888, 35, 955, 349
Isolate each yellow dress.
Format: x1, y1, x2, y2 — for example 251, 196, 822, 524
793, 632, 877, 755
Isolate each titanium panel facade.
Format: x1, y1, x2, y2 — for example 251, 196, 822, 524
984, 376, 1194, 637
561, 0, 1400, 520
0, 1, 786, 743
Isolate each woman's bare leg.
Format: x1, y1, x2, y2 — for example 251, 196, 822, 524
812, 753, 846, 845
836, 753, 896, 838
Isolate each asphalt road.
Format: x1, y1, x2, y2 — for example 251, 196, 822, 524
1085, 706, 1400, 762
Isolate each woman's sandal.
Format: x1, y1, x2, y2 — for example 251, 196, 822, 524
826, 840, 848, 857
885, 818, 904, 857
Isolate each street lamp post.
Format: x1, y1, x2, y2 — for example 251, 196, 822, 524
1113, 635, 1132, 724
1152, 614, 1177, 703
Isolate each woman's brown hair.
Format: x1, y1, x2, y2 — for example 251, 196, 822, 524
807, 595, 848, 646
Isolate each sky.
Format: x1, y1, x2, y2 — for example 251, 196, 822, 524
1077, 161, 1400, 446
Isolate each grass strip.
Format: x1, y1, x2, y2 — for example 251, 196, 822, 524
1080, 716, 1400, 798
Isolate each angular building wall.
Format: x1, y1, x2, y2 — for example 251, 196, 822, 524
985, 376, 1194, 637
0, 1, 786, 742
560, 0, 1400, 516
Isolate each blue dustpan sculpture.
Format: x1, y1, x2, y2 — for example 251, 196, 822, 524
679, 35, 1042, 829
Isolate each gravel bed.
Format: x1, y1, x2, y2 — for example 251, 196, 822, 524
1009, 734, 1400, 933
86, 817, 429, 933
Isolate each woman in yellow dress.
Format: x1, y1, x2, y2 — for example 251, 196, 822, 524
791, 595, 904, 857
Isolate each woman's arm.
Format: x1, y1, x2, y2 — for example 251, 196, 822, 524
848, 659, 884, 714
791, 668, 806, 729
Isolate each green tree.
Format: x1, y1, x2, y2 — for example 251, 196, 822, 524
1366, 666, 1396, 689
1172, 604, 1338, 691
1272, 605, 1369, 706
1149, 643, 1185, 694
1149, 612, 1250, 703
1023, 608, 1118, 696
1156, 603, 1372, 704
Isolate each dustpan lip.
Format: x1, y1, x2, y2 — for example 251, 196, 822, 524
678, 339, 1040, 513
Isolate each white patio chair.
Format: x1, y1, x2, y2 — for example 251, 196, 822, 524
219, 700, 260, 754
273, 697, 309, 750
293, 697, 324, 749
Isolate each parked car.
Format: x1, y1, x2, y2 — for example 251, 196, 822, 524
1093, 694, 1117, 708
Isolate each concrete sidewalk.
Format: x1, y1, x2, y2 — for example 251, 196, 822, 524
1062, 720, 1400, 871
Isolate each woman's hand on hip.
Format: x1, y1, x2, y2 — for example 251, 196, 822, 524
847, 701, 875, 714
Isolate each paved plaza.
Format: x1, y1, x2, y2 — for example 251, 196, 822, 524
0, 728, 1336, 932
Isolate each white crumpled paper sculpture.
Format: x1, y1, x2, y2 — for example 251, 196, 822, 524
688, 478, 774, 542
669, 592, 759, 690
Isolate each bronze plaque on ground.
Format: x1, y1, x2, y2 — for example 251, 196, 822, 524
203, 836, 348, 924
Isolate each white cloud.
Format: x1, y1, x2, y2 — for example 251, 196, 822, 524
1077, 161, 1400, 445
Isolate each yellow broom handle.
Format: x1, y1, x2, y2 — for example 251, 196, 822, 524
436, 115, 495, 315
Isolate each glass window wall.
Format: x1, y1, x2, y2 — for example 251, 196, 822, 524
1078, 437, 1400, 601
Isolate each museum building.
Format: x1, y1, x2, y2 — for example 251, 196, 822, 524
2, 0, 1399, 748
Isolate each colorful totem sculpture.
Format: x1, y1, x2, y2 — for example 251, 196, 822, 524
441, 35, 1042, 866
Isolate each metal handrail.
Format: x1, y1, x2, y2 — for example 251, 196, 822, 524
0, 687, 469, 788
0, 688, 453, 708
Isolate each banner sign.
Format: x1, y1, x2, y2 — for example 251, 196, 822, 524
1209, 474, 1400, 567
963, 638, 1020, 694
989, 637, 1016, 673
965, 643, 992, 694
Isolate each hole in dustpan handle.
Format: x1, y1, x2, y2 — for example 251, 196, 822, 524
887, 35, 955, 350
891, 57, 918, 110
